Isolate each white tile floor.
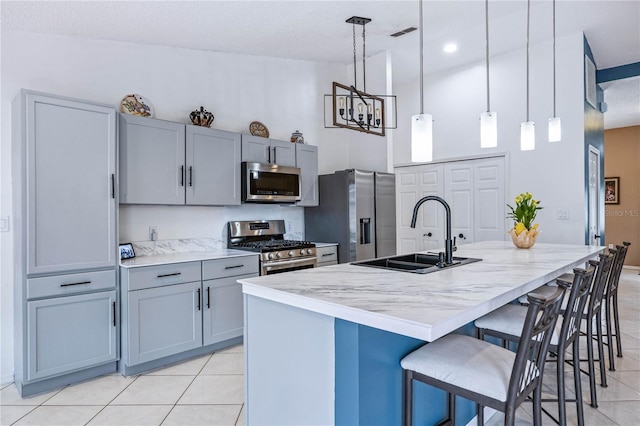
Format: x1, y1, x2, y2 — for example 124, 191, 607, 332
1, 269, 639, 425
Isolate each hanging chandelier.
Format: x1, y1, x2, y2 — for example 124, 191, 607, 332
324, 16, 397, 137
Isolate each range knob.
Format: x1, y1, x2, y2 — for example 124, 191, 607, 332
300, 249, 305, 255
288, 251, 294, 257
268, 253, 275, 260
276, 252, 283, 259
306, 249, 313, 255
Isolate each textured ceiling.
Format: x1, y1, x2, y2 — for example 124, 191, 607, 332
2, 0, 639, 128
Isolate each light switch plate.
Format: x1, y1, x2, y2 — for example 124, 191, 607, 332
0, 217, 9, 232
556, 209, 569, 220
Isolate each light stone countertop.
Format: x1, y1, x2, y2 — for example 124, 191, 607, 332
120, 249, 258, 268
239, 241, 603, 342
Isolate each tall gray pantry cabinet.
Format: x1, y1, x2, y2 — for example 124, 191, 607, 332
12, 90, 118, 397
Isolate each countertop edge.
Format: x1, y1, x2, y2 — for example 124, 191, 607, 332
120, 249, 259, 268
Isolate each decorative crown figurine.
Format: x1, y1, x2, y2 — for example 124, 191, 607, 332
189, 106, 215, 127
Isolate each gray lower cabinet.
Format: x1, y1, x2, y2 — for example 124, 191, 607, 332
127, 281, 202, 365
295, 144, 319, 206
121, 255, 258, 374
241, 134, 296, 166
202, 256, 259, 346
27, 290, 117, 381
202, 278, 244, 345
119, 114, 241, 205
316, 245, 338, 267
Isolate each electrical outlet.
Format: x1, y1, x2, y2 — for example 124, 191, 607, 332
286, 221, 293, 232
149, 226, 158, 241
556, 209, 569, 220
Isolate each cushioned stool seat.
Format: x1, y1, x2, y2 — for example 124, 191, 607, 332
401, 334, 537, 402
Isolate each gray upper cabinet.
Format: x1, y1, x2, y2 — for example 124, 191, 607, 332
241, 135, 296, 166
120, 115, 242, 206
186, 126, 241, 205
119, 114, 185, 205
295, 144, 319, 207
19, 92, 117, 275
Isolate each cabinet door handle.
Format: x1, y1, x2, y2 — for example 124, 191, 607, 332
111, 174, 115, 199
267, 146, 271, 163
180, 166, 184, 186
197, 288, 201, 311
206, 286, 211, 309
322, 252, 335, 257
60, 280, 91, 287
273, 147, 277, 164
189, 166, 193, 187
112, 301, 116, 327
156, 272, 181, 278
224, 264, 244, 270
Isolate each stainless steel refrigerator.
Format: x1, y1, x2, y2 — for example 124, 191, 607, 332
304, 169, 396, 263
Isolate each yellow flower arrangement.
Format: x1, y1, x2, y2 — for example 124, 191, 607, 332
507, 192, 542, 235
507, 192, 543, 248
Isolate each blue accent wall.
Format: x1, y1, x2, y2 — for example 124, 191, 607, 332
335, 319, 476, 425
583, 35, 605, 245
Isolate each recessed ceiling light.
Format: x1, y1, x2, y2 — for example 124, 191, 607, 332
443, 43, 458, 53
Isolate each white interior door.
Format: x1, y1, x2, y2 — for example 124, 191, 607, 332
588, 146, 602, 246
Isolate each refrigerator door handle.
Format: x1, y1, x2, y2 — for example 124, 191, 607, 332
360, 218, 371, 245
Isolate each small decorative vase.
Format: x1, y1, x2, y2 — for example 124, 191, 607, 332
189, 106, 215, 127
509, 228, 539, 249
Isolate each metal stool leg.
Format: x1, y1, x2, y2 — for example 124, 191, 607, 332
605, 297, 616, 371
557, 350, 567, 426
596, 311, 608, 388
572, 338, 585, 426
613, 293, 623, 358
403, 369, 413, 426
586, 320, 598, 407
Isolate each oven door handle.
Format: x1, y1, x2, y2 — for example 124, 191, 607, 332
262, 257, 317, 273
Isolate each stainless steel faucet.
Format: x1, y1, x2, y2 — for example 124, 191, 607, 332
410, 195, 454, 265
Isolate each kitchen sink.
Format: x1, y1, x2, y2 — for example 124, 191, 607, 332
352, 253, 482, 274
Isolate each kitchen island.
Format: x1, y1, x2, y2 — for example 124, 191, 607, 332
239, 241, 603, 425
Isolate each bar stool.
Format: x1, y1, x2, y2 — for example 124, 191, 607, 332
604, 242, 631, 371
475, 266, 596, 426
511, 252, 614, 408
400, 285, 567, 426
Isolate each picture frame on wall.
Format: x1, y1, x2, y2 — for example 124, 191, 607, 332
605, 177, 620, 204
119, 243, 136, 260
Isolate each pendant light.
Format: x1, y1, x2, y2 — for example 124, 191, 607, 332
520, 0, 535, 151
548, 0, 562, 142
480, 0, 497, 148
411, 0, 433, 162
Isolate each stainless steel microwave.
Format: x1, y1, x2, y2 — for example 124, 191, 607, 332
242, 162, 301, 203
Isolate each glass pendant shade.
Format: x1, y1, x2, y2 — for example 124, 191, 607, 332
411, 113, 433, 162
520, 121, 535, 151
480, 111, 498, 148
548, 116, 562, 142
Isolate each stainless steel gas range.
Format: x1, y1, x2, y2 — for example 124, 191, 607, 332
227, 220, 317, 275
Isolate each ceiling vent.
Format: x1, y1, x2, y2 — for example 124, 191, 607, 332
390, 27, 417, 37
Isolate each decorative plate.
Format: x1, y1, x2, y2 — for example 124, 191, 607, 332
120, 94, 154, 118
249, 121, 269, 138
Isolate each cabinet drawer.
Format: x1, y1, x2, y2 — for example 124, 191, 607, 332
127, 262, 201, 291
316, 246, 338, 265
27, 270, 116, 299
202, 256, 259, 280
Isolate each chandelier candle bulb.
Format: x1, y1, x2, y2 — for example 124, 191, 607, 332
339, 97, 345, 109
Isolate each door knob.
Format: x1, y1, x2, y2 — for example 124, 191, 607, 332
594, 235, 601, 239
423, 232, 433, 237
458, 233, 466, 239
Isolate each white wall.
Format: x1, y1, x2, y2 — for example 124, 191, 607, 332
0, 30, 388, 384
394, 32, 587, 245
